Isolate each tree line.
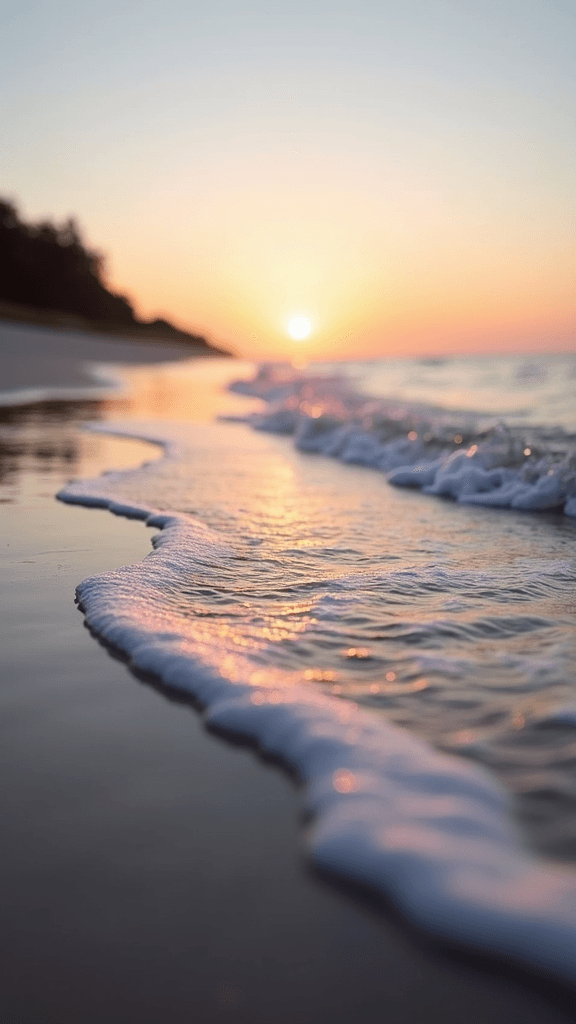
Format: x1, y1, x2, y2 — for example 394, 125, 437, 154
0, 197, 223, 349
0, 198, 139, 325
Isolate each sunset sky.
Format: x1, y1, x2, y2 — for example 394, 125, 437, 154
2, 1, 574, 360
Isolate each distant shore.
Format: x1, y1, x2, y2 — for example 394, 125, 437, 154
0, 317, 235, 406
0, 297, 231, 356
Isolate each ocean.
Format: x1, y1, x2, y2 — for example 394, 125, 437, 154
56, 351, 576, 985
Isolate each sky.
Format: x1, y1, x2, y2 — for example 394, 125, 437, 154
1, 0, 574, 360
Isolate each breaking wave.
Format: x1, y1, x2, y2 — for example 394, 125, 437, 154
229, 363, 576, 517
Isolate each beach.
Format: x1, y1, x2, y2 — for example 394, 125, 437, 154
1, 320, 575, 1023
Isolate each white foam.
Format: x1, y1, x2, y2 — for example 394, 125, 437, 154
231, 365, 576, 517
59, 439, 576, 988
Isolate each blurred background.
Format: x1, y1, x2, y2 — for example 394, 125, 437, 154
1, 0, 574, 360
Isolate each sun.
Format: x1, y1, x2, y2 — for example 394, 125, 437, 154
287, 315, 312, 341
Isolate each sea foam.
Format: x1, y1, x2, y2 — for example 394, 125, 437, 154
58, 418, 576, 988
229, 364, 576, 517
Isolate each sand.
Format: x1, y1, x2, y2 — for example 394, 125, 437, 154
0, 318, 207, 399
0, 319, 575, 1023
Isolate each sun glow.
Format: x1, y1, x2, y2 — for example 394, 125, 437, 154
287, 315, 312, 341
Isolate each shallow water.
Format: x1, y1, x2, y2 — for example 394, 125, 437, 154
58, 355, 576, 859
54, 351, 576, 985
4, 405, 572, 1024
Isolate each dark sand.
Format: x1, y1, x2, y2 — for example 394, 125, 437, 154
1, 323, 575, 1023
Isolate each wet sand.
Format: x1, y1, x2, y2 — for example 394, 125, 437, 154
1, 322, 575, 1023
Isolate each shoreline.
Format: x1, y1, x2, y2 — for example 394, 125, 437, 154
0, 317, 224, 400
1, 322, 575, 1022
0, 300, 231, 353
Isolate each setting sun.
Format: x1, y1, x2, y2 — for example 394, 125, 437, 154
287, 315, 312, 341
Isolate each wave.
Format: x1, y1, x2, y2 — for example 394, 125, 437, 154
229, 365, 576, 517
58, 422, 576, 990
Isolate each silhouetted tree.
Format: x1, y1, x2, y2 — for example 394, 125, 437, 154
0, 199, 136, 325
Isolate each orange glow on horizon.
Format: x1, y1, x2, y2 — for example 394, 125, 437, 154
6, 4, 573, 363
108, 211, 574, 362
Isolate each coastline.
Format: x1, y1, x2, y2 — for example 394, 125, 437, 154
1, 321, 575, 1023
0, 317, 217, 401
0, 298, 230, 353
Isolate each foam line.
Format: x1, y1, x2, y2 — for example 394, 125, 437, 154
230, 365, 576, 517
59, 442, 576, 989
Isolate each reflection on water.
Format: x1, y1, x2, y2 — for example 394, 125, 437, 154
10, 351, 576, 864
0, 402, 96, 498
109, 357, 260, 422
59, 403, 576, 862
0, 398, 151, 501
0, 355, 259, 502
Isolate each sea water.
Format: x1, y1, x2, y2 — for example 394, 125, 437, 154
58, 352, 576, 985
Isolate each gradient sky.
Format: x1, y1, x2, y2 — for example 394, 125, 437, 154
2, 0, 574, 359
